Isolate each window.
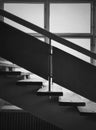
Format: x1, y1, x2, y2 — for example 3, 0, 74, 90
50, 3, 90, 33
4, 2, 92, 63
50, 3, 91, 62
52, 38, 90, 62
4, 3, 44, 33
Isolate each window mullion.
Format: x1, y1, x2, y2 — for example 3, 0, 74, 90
44, 1, 50, 43
0, 0, 4, 21
90, 1, 96, 65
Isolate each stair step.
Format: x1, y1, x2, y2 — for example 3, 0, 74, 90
36, 91, 63, 96
0, 63, 15, 67
16, 80, 42, 86
0, 71, 21, 76
59, 102, 86, 106
0, 63, 18, 71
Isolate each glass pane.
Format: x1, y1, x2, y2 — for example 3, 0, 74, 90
50, 4, 90, 33
52, 38, 90, 63
4, 3, 44, 33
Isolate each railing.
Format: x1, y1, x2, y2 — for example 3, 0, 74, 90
0, 9, 96, 92
0, 9, 96, 59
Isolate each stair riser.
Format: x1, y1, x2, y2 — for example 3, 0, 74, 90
0, 71, 21, 76
59, 102, 86, 106
36, 92, 63, 96
16, 82, 42, 86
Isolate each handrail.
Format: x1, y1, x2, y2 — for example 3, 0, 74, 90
0, 9, 96, 60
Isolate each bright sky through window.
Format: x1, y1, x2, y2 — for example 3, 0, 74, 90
50, 4, 90, 33
4, 3, 44, 33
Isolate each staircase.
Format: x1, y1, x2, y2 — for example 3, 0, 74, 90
0, 9, 96, 130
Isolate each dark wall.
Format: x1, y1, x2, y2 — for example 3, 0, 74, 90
0, 22, 96, 102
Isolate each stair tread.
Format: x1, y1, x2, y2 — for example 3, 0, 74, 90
17, 79, 42, 82
0, 63, 18, 68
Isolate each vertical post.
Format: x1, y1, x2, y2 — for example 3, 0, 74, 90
91, 1, 96, 65
44, 0, 50, 44
44, 0, 53, 92
0, 0, 4, 61
93, 1, 96, 65
0, 0, 4, 21
49, 38, 53, 92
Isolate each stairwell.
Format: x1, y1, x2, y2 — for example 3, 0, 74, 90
0, 9, 96, 130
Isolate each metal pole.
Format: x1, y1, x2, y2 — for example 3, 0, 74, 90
91, 1, 96, 65
0, 0, 4, 22
49, 38, 53, 92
